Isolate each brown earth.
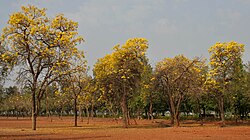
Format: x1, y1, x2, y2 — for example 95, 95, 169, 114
0, 116, 249, 140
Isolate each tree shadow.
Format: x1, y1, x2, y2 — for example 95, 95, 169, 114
0, 133, 49, 138
0, 134, 111, 140
54, 135, 111, 140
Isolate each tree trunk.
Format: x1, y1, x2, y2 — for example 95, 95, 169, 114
136, 109, 141, 120
170, 115, 174, 125
200, 106, 205, 126
59, 109, 63, 120
45, 88, 51, 122
169, 97, 176, 126
32, 91, 37, 130
79, 106, 83, 122
219, 95, 225, 126
16, 110, 19, 120
91, 103, 94, 120
198, 99, 204, 126
169, 95, 182, 127
74, 96, 77, 127
146, 111, 150, 120
127, 110, 130, 125
121, 94, 129, 128
149, 101, 153, 120
86, 106, 90, 124
174, 113, 180, 127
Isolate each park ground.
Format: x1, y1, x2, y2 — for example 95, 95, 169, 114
0, 116, 249, 140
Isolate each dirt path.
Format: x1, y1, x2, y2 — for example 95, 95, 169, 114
0, 117, 249, 140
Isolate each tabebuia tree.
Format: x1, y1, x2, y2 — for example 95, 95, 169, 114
206, 41, 245, 126
155, 55, 205, 127
140, 64, 155, 120
94, 38, 149, 128
59, 53, 87, 127
0, 5, 84, 130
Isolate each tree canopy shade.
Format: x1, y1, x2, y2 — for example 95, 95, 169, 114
0, 5, 85, 130
93, 38, 149, 128
205, 41, 245, 126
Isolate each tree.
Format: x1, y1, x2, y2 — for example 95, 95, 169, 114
229, 62, 250, 121
140, 64, 155, 120
155, 55, 204, 126
59, 53, 87, 127
78, 76, 96, 124
206, 41, 245, 126
0, 5, 84, 130
94, 38, 149, 128
0, 42, 15, 82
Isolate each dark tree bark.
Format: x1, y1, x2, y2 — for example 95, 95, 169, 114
74, 95, 77, 127
32, 91, 37, 130
86, 106, 90, 124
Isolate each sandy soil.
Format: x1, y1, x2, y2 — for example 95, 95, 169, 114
0, 117, 249, 140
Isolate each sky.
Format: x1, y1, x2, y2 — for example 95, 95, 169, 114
0, 0, 250, 76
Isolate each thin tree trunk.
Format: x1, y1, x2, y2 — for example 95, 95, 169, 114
199, 106, 205, 126
32, 91, 37, 130
16, 110, 19, 120
147, 111, 150, 120
60, 110, 63, 120
45, 87, 51, 122
235, 108, 238, 124
197, 99, 203, 126
91, 103, 94, 120
127, 110, 130, 125
79, 106, 83, 122
137, 109, 141, 120
74, 96, 77, 127
86, 106, 90, 124
149, 101, 153, 120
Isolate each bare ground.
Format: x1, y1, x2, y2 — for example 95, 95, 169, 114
0, 117, 249, 140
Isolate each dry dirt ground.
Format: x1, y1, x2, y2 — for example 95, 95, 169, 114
0, 116, 249, 140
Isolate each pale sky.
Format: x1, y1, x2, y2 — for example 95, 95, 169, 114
1, 0, 249, 75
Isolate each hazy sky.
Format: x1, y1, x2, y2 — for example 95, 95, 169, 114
0, 0, 249, 74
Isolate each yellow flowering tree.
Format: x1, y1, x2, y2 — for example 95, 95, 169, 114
0, 42, 17, 82
155, 55, 205, 127
207, 41, 245, 126
78, 76, 96, 124
59, 53, 87, 127
0, 5, 84, 130
94, 38, 149, 128
139, 64, 155, 120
